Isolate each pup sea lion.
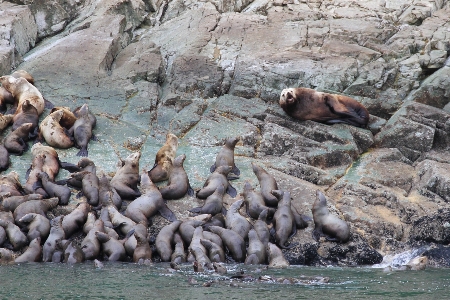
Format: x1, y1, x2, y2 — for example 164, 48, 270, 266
63, 157, 96, 188
312, 191, 350, 243
0, 171, 24, 196
171, 233, 186, 264
225, 199, 252, 240
12, 100, 38, 137
62, 202, 90, 238
159, 154, 194, 199
155, 220, 182, 262
31, 143, 78, 179
291, 205, 311, 229
243, 181, 276, 220
123, 223, 145, 257
50, 107, 77, 130
0, 219, 28, 250
39, 110, 74, 148
133, 230, 152, 263
190, 185, 225, 216
73, 105, 96, 128
125, 171, 176, 226
279, 87, 369, 128
197, 165, 237, 199
208, 226, 246, 263
1, 194, 43, 212
15, 237, 42, 263
251, 163, 278, 206
36, 172, 71, 205
70, 171, 99, 206
0, 75, 44, 115
108, 205, 137, 237
3, 122, 33, 155
210, 137, 240, 176
81, 219, 105, 260
69, 104, 96, 157
19, 213, 50, 242
200, 239, 225, 263
0, 144, 10, 172
0, 113, 13, 131
149, 133, 178, 182
111, 152, 141, 199
267, 242, 289, 268
245, 229, 266, 265
99, 173, 122, 209
0, 88, 14, 112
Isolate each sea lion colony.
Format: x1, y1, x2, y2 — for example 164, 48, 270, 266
0, 70, 374, 271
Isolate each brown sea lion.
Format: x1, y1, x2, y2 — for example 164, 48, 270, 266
0, 219, 28, 250
190, 185, 225, 216
1, 194, 43, 212
70, 171, 99, 206
253, 209, 270, 248
271, 190, 297, 249
83, 212, 97, 234
0, 171, 24, 196
159, 154, 194, 199
99, 173, 122, 209
36, 172, 71, 205
133, 230, 152, 264
155, 220, 182, 262
208, 226, 246, 263
0, 87, 14, 112
12, 100, 38, 137
19, 213, 50, 242
0, 144, 10, 172
225, 199, 252, 240
81, 219, 105, 260
69, 104, 96, 157
0, 248, 14, 264
24, 154, 48, 196
0, 75, 44, 115
202, 213, 225, 231
149, 133, 178, 182
171, 233, 186, 264
61, 240, 85, 264
0, 113, 13, 131
11, 70, 34, 85
15, 237, 42, 263
31, 142, 77, 180
291, 205, 311, 229
50, 107, 77, 130
251, 163, 278, 207
189, 246, 212, 270
189, 226, 208, 256
14, 197, 59, 227
200, 239, 225, 263
179, 219, 205, 245
111, 152, 141, 199
39, 110, 74, 148
210, 137, 240, 176
197, 165, 237, 199
3, 122, 33, 155
73, 105, 96, 128
245, 229, 266, 265
95, 229, 133, 262
123, 223, 146, 257
267, 242, 289, 268
279, 87, 370, 128
125, 171, 177, 226
312, 191, 350, 243
62, 202, 90, 238
64, 157, 96, 188
108, 204, 137, 237
242, 181, 276, 220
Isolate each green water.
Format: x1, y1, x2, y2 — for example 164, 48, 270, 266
0, 263, 448, 299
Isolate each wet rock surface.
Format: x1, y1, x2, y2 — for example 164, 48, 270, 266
1, 0, 450, 267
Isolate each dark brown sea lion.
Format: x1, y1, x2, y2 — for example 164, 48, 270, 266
253, 209, 271, 248
81, 219, 105, 260
70, 171, 99, 206
245, 229, 266, 265
0, 113, 13, 130
99, 173, 122, 209
62, 202, 90, 238
111, 152, 141, 199
225, 199, 252, 240
267, 242, 289, 268
208, 226, 246, 263
171, 233, 186, 264
64, 157, 96, 188
197, 165, 237, 199
133, 230, 152, 264
61, 240, 85, 264
0, 171, 24, 196
291, 205, 311, 229
0, 75, 44, 115
312, 191, 350, 243
159, 154, 194, 199
69, 104, 96, 157
15, 237, 42, 263
125, 171, 177, 226
200, 238, 225, 263
210, 137, 240, 176
0, 144, 10, 172
251, 163, 278, 207
149, 133, 178, 183
12, 100, 38, 137
155, 220, 182, 262
73, 105, 96, 128
14, 198, 59, 228
0, 219, 28, 250
190, 185, 225, 215
36, 172, 71, 205
50, 107, 77, 130
1, 194, 43, 212
24, 154, 47, 196
19, 213, 50, 242
271, 190, 297, 249
279, 87, 370, 128
39, 110, 74, 148
242, 181, 276, 220
3, 122, 33, 155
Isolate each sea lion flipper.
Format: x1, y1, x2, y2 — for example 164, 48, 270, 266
226, 184, 237, 198
44, 98, 54, 109
76, 191, 84, 199
312, 228, 322, 242
187, 184, 195, 197
227, 175, 240, 181
76, 147, 88, 157
324, 95, 364, 122
59, 161, 80, 173
189, 207, 202, 214
210, 164, 216, 173
55, 179, 68, 185
91, 134, 98, 141
158, 203, 177, 222
231, 165, 240, 176
25, 164, 32, 180
32, 180, 44, 191
324, 236, 340, 242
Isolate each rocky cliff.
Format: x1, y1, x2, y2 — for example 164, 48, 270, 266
1, 0, 449, 267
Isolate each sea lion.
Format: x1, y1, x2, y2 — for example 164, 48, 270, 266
0, 113, 13, 131
242, 181, 276, 220
36, 172, 71, 205
108, 204, 137, 237
19, 213, 50, 242
0, 211, 14, 223
39, 110, 74, 148
1, 194, 43, 212
189, 226, 208, 256
251, 163, 278, 207
245, 229, 266, 265
81, 219, 105, 260
111, 152, 141, 199
0, 144, 10, 172
133, 230, 152, 264
61, 240, 85, 264
200, 239, 225, 263
267, 242, 289, 268
279, 87, 370, 128
171, 233, 186, 264
70, 171, 99, 206
179, 219, 205, 245
202, 213, 225, 231
0, 75, 44, 115
15, 237, 42, 263
312, 191, 350, 243
405, 256, 428, 270
50, 107, 77, 130
159, 154, 194, 199
125, 171, 177, 226
210, 137, 240, 176
0, 248, 14, 264
123, 223, 146, 257
225, 199, 252, 240
155, 220, 182, 262
24, 154, 48, 196
291, 205, 311, 229
12, 100, 39, 137
11, 70, 34, 85
95, 230, 133, 262
63, 157, 96, 188
149, 133, 178, 182
83, 212, 97, 234
0, 226, 5, 246
208, 226, 246, 263
31, 142, 77, 179
213, 262, 227, 274
0, 87, 14, 112
73, 105, 96, 128
3, 122, 33, 155
99, 173, 122, 209
14, 198, 59, 228
62, 202, 90, 238
197, 165, 237, 199
271, 190, 298, 249
0, 171, 24, 196
0, 219, 28, 250
189, 246, 212, 270
69, 104, 96, 157
190, 185, 225, 216
253, 209, 271, 248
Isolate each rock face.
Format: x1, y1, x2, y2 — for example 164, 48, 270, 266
1, 0, 450, 267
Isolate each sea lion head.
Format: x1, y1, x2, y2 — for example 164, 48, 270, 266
15, 122, 34, 136
165, 133, 178, 147
125, 151, 141, 164
49, 109, 64, 122
21, 100, 38, 113
78, 157, 95, 169
243, 181, 253, 193
315, 190, 327, 207
279, 88, 298, 109
78, 104, 89, 116
172, 154, 186, 167
225, 137, 239, 148
11, 70, 34, 85
0, 76, 18, 93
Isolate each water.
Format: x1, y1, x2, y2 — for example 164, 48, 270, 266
0, 263, 448, 299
